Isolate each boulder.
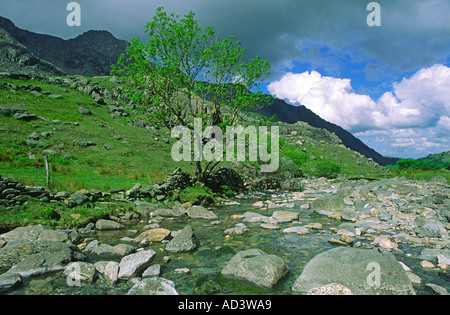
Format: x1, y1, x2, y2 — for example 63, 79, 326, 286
1, 225, 69, 243
63, 261, 97, 283
95, 219, 123, 231
292, 247, 415, 295
186, 206, 218, 220
312, 196, 352, 212
272, 211, 299, 222
135, 228, 171, 242
77, 107, 92, 116
221, 249, 289, 289
118, 249, 157, 280
127, 277, 178, 295
165, 225, 198, 253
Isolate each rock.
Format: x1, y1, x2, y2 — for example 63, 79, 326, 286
415, 220, 445, 238
425, 283, 449, 295
153, 208, 184, 217
283, 226, 310, 235
341, 210, 359, 222
186, 206, 218, 220
83, 240, 134, 257
2, 240, 86, 277
77, 107, 92, 115
63, 262, 96, 283
14, 111, 37, 121
103, 261, 120, 284
272, 211, 299, 222
224, 225, 249, 235
221, 249, 289, 289
252, 201, 264, 207
242, 211, 270, 223
260, 223, 280, 230
292, 247, 415, 295
165, 226, 198, 253
69, 193, 90, 206
420, 260, 435, 269
142, 264, 161, 277
127, 277, 178, 295
312, 196, 351, 212
135, 228, 171, 242
0, 273, 22, 293
373, 236, 398, 250
307, 283, 352, 295
1, 225, 69, 243
134, 201, 159, 218
95, 219, 123, 231
118, 249, 157, 280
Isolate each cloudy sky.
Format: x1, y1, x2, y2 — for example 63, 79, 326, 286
1, 0, 449, 159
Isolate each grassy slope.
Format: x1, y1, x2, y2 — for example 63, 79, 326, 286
0, 75, 391, 195
0, 77, 189, 192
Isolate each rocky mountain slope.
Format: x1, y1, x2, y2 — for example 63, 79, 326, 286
259, 98, 399, 166
0, 16, 129, 76
0, 28, 64, 76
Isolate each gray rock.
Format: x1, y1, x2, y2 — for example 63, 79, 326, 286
83, 240, 133, 257
221, 248, 289, 289
292, 247, 415, 295
312, 196, 352, 212
341, 210, 359, 221
127, 277, 178, 295
2, 240, 85, 277
0, 273, 22, 293
95, 219, 123, 231
63, 261, 97, 283
1, 225, 69, 243
118, 249, 156, 280
142, 264, 161, 277
425, 283, 449, 295
415, 220, 445, 238
153, 208, 184, 217
165, 225, 198, 253
186, 206, 218, 220
77, 107, 92, 115
70, 193, 90, 206
134, 201, 159, 218
14, 111, 37, 121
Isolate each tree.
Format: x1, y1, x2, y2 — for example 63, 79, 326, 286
111, 6, 273, 181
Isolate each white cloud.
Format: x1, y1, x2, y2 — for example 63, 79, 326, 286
268, 64, 450, 158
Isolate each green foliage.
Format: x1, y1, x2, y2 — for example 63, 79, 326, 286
314, 161, 342, 179
394, 158, 443, 171
111, 6, 274, 180
175, 185, 214, 205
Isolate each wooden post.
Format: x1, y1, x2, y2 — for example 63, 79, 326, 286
44, 153, 50, 189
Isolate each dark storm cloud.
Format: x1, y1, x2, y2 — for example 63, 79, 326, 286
1, 0, 449, 80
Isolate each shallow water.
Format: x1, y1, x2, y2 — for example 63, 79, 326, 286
8, 195, 450, 295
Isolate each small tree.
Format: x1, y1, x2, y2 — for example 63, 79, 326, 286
112, 7, 273, 181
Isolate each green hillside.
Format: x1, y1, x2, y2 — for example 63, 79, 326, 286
0, 75, 383, 194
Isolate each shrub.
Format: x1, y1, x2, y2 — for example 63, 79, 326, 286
314, 161, 341, 179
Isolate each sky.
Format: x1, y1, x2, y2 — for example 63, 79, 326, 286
1, 0, 449, 159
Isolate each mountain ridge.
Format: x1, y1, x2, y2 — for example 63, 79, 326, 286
0, 16, 129, 76
258, 98, 399, 166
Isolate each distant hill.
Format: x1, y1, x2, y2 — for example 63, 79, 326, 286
258, 98, 399, 166
0, 16, 129, 76
417, 151, 450, 169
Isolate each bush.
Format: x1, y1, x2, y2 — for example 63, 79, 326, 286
314, 161, 341, 179
176, 185, 214, 205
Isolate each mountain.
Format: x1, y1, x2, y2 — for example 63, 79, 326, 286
0, 27, 64, 76
0, 16, 129, 76
417, 151, 450, 169
259, 98, 399, 166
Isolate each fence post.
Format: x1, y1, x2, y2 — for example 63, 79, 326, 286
44, 153, 50, 189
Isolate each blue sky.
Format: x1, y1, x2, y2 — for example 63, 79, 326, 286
1, 0, 449, 159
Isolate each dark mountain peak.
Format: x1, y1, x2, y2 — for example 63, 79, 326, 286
0, 16, 129, 76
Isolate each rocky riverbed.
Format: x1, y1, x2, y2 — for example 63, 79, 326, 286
0, 176, 449, 295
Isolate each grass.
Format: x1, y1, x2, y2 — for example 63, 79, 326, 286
0, 198, 135, 232
0, 76, 190, 192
